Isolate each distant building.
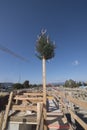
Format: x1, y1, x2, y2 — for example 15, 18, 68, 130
0, 82, 13, 91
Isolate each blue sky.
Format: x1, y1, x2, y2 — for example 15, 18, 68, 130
0, 0, 87, 84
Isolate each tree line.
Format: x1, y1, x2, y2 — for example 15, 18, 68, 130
64, 79, 87, 88
13, 80, 42, 89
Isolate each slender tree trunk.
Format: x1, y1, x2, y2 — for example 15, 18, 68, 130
42, 56, 47, 130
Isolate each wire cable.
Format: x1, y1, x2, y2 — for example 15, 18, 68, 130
0, 44, 29, 62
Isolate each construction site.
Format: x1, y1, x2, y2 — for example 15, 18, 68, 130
0, 87, 87, 130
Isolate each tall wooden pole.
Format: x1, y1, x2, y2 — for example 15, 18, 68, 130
42, 56, 47, 130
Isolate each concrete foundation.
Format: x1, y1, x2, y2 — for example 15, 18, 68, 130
7, 122, 36, 130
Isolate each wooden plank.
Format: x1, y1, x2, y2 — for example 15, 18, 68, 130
56, 91, 65, 98
36, 103, 41, 130
28, 100, 43, 104
62, 115, 67, 124
47, 112, 63, 116
37, 103, 41, 123
47, 96, 54, 100
23, 93, 43, 96
0, 112, 4, 130
2, 92, 13, 130
69, 109, 87, 130
11, 105, 37, 112
14, 96, 43, 102
36, 102, 43, 130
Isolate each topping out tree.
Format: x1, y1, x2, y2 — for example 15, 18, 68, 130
36, 29, 55, 129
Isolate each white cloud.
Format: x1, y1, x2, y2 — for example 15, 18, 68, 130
72, 60, 79, 66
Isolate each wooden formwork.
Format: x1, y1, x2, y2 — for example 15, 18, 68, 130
53, 88, 87, 130
2, 88, 87, 130
0, 91, 44, 130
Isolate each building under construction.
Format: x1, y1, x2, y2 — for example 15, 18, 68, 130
0, 87, 87, 130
